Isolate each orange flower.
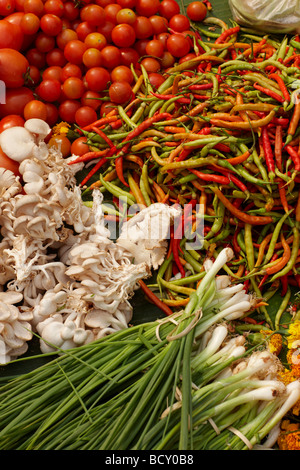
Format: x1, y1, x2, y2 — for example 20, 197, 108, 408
278, 420, 300, 450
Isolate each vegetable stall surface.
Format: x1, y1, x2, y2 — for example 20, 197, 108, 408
0, 0, 300, 452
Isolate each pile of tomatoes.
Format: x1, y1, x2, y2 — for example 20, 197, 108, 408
0, 0, 208, 134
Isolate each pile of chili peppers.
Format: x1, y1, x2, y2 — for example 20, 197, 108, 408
69, 21, 300, 330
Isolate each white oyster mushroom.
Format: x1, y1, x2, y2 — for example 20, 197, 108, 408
0, 126, 37, 162
24, 118, 51, 143
117, 202, 182, 269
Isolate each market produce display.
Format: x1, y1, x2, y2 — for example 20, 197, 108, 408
0, 0, 300, 451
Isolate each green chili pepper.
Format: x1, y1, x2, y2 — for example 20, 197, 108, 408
268, 226, 300, 283
264, 210, 293, 263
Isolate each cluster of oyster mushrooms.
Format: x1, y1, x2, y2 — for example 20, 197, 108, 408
0, 119, 180, 364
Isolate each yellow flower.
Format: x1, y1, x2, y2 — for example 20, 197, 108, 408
287, 320, 300, 350
277, 420, 300, 450
260, 329, 282, 356
52, 121, 71, 136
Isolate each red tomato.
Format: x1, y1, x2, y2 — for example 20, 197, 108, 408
71, 136, 89, 156
46, 47, 67, 67
116, 0, 136, 8
42, 65, 62, 82
62, 76, 84, 99
76, 20, 96, 40
104, 3, 121, 23
27, 64, 40, 85
35, 31, 55, 53
158, 0, 180, 19
58, 99, 81, 122
26, 47, 46, 68
109, 81, 133, 104
0, 86, 34, 118
119, 47, 139, 67
140, 56, 160, 73
148, 72, 165, 89
23, 99, 48, 120
61, 62, 82, 81
75, 105, 97, 127
40, 13, 62, 36
20, 12, 40, 35
0, 48, 29, 87
168, 14, 190, 33
111, 65, 133, 83
0, 0, 16, 17
100, 100, 115, 116
43, 0, 64, 17
84, 31, 106, 50
186, 1, 207, 22
135, 0, 160, 17
0, 114, 24, 132
116, 8, 136, 25
82, 47, 103, 68
111, 23, 136, 47
64, 39, 87, 64
145, 39, 164, 58
63, 0, 79, 21
101, 45, 121, 68
23, 0, 44, 16
149, 15, 168, 34
36, 78, 61, 102
133, 16, 153, 39
80, 4, 105, 27
81, 90, 102, 110
56, 28, 78, 49
166, 33, 191, 58
0, 19, 24, 50
0, 146, 20, 174
44, 101, 58, 125
97, 20, 114, 42
160, 50, 175, 68
85, 66, 110, 92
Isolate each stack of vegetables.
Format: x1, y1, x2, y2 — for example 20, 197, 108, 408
1, 0, 300, 451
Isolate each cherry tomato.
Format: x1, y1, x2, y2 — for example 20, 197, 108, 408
76, 20, 96, 40
58, 99, 81, 122
36, 78, 61, 102
82, 47, 103, 67
133, 16, 153, 39
100, 100, 115, 116
166, 33, 190, 58
0, 48, 29, 87
149, 15, 168, 34
64, 39, 87, 64
85, 66, 110, 92
27, 64, 40, 85
0, 114, 24, 132
46, 47, 67, 67
26, 47, 46, 68
44, 101, 58, 125
20, 12, 40, 34
0, 19, 23, 50
0, 145, 20, 174
148, 72, 165, 89
81, 90, 102, 110
140, 57, 160, 73
97, 20, 114, 42
23, 99, 48, 120
111, 65, 133, 83
119, 47, 139, 67
116, 8, 136, 25
101, 45, 121, 68
135, 0, 160, 17
48, 134, 71, 157
0, 0, 16, 17
62, 76, 85, 99
70, 136, 89, 156
75, 105, 97, 127
109, 81, 132, 104
61, 62, 82, 81
104, 3, 121, 23
145, 39, 164, 58
158, 0, 180, 19
56, 28, 78, 49
80, 4, 105, 26
160, 50, 175, 68
23, 0, 44, 16
168, 14, 190, 33
186, 1, 207, 22
40, 13, 62, 36
116, 0, 136, 8
84, 31, 107, 50
43, 0, 64, 17
35, 31, 55, 53
63, 0, 79, 21
42, 65, 62, 81
111, 23, 136, 47
0, 86, 34, 118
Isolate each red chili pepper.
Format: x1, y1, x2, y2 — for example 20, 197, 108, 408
189, 168, 230, 185
214, 25, 240, 44
90, 125, 114, 148
281, 274, 288, 296
68, 148, 109, 165
188, 83, 214, 91
268, 73, 290, 102
286, 145, 300, 172
79, 156, 108, 187
261, 126, 275, 177
138, 280, 173, 316
82, 112, 118, 131
258, 253, 278, 288
115, 155, 128, 187
253, 82, 284, 103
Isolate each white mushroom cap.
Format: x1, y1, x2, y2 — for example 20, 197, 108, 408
0, 126, 36, 162
24, 119, 51, 143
